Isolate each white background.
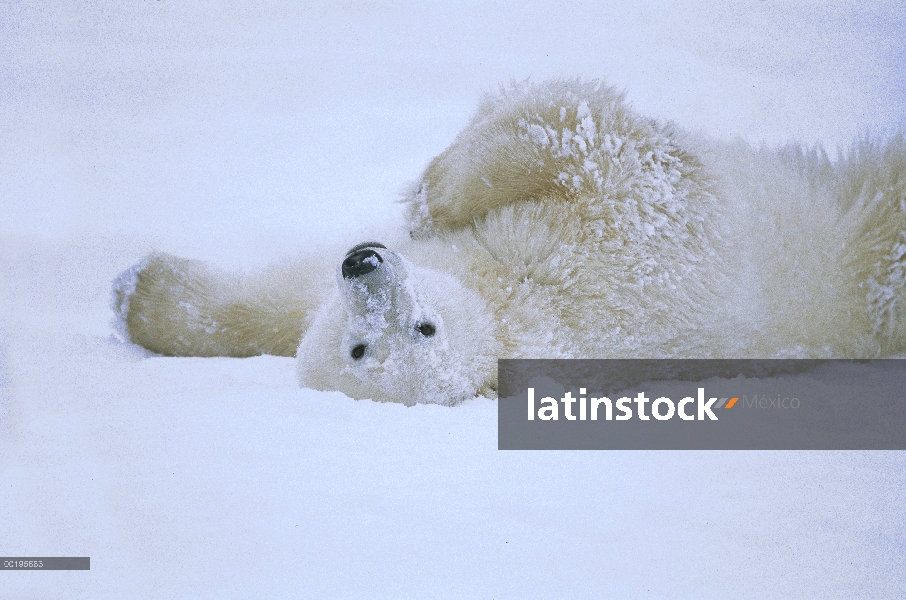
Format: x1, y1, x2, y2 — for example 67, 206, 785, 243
1, 1, 905, 597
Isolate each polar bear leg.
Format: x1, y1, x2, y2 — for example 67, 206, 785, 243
112, 253, 326, 357
403, 79, 633, 236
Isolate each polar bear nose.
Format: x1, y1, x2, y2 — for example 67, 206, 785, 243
342, 247, 384, 279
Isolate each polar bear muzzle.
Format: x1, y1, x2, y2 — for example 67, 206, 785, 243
336, 243, 415, 352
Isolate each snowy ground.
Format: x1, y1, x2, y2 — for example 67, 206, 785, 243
2, 2, 905, 598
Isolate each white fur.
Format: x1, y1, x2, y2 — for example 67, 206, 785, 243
114, 79, 906, 405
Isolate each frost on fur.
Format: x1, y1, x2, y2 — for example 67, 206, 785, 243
867, 229, 906, 338
403, 79, 712, 244
842, 134, 906, 350
111, 256, 149, 344
115, 79, 906, 404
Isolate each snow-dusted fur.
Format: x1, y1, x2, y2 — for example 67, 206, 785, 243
113, 79, 906, 404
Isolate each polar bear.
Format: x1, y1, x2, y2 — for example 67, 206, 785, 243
113, 79, 906, 405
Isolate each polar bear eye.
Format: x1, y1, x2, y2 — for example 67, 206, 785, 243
416, 323, 436, 337
351, 344, 366, 359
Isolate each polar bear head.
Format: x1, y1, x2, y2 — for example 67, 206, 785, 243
296, 242, 499, 405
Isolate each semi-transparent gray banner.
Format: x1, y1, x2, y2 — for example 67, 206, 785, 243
498, 360, 906, 450
1, 557, 90, 570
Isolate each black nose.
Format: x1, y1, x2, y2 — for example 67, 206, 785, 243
342, 248, 383, 279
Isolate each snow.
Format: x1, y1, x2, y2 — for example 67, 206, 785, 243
2, 1, 906, 598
